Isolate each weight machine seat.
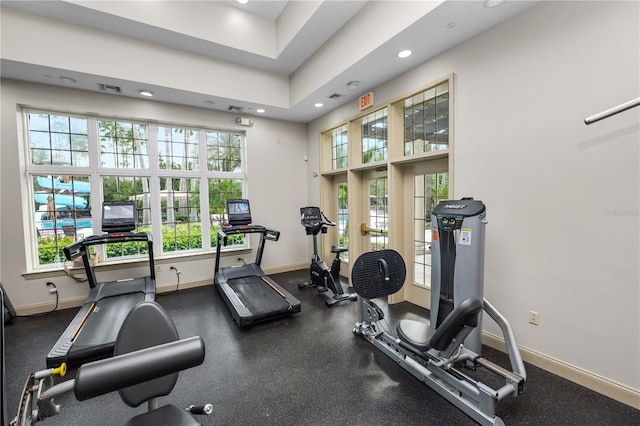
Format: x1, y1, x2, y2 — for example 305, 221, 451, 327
397, 297, 483, 352
330, 245, 348, 254
74, 302, 206, 426
114, 301, 181, 407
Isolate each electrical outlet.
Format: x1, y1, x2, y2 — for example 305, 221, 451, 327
155, 265, 161, 272
528, 310, 539, 325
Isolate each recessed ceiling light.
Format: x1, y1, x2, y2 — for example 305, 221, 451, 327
485, 0, 505, 8
347, 81, 361, 90
256, 109, 265, 113
314, 103, 324, 108
139, 90, 154, 97
237, 0, 248, 4
397, 50, 412, 59
59, 76, 77, 83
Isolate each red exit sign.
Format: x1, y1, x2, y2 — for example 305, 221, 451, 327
359, 91, 374, 110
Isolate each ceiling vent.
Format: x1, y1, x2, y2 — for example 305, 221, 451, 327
97, 83, 122, 93
328, 93, 343, 99
228, 105, 243, 112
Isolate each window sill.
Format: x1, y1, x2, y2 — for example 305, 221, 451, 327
22, 247, 251, 280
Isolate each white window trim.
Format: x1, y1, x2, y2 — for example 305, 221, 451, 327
22, 110, 247, 272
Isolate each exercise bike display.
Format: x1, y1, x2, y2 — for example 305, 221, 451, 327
351, 198, 526, 426
299, 207, 356, 307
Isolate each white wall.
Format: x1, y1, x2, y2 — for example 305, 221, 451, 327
0, 80, 309, 311
307, 1, 639, 392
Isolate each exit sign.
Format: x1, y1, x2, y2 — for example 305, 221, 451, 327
359, 91, 374, 110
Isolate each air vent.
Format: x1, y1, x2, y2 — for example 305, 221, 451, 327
328, 93, 343, 99
97, 83, 122, 93
228, 105, 243, 112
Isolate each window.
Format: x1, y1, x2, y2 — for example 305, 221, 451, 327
100, 120, 149, 169
207, 131, 242, 172
158, 126, 198, 171
25, 110, 245, 269
102, 176, 151, 259
331, 124, 348, 169
32, 174, 91, 266
28, 113, 89, 166
161, 177, 202, 252
404, 82, 449, 155
362, 108, 388, 163
413, 172, 448, 287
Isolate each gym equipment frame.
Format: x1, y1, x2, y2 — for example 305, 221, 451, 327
299, 207, 356, 307
351, 199, 526, 426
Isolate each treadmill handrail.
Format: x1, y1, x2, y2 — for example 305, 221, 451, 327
63, 232, 155, 289
214, 224, 280, 276
64, 232, 152, 261
217, 225, 280, 246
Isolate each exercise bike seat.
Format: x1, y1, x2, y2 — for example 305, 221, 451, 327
397, 297, 483, 353
330, 245, 348, 254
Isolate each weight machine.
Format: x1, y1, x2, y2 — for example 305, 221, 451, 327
352, 198, 526, 425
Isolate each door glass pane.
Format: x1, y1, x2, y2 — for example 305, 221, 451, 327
369, 175, 388, 251
413, 172, 448, 287
337, 182, 349, 261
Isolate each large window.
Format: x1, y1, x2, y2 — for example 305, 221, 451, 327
25, 110, 245, 269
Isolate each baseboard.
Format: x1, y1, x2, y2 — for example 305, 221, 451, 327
157, 278, 212, 293
264, 263, 308, 275
483, 332, 640, 409
16, 295, 86, 316
15, 266, 306, 316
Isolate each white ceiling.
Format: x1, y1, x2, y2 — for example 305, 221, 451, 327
0, 0, 538, 123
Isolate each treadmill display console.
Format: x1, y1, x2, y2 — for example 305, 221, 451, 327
227, 199, 252, 226
102, 201, 136, 233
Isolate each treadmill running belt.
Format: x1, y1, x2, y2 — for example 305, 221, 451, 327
67, 292, 145, 364
228, 276, 291, 319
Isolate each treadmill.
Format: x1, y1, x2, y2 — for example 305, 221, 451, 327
46, 201, 155, 368
214, 199, 301, 328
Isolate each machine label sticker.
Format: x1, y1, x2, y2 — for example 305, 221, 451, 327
459, 228, 472, 245
432, 228, 439, 242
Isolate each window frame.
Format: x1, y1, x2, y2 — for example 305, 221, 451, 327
23, 109, 247, 271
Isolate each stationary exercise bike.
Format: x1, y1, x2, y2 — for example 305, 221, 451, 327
299, 207, 357, 307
